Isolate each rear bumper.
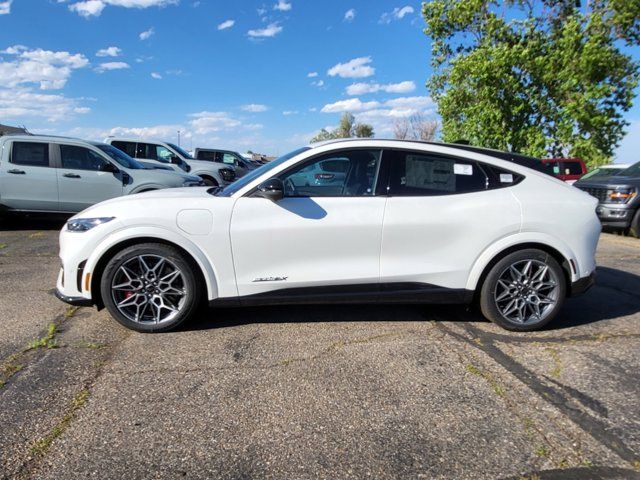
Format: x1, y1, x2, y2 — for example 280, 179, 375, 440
570, 271, 595, 297
55, 288, 93, 307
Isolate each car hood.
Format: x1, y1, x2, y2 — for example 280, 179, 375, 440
185, 159, 230, 171
138, 160, 174, 171
128, 168, 201, 184
576, 175, 640, 189
70, 187, 216, 220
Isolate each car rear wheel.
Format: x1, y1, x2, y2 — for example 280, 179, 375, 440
479, 249, 566, 331
100, 243, 202, 332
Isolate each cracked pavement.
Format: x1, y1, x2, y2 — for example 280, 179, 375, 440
1, 216, 639, 479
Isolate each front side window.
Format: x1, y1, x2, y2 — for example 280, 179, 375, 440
279, 149, 381, 197
222, 153, 237, 165
11, 142, 50, 167
385, 150, 488, 196
156, 145, 174, 163
60, 145, 110, 171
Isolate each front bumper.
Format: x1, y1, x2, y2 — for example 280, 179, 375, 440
596, 205, 634, 228
55, 288, 93, 307
570, 271, 595, 297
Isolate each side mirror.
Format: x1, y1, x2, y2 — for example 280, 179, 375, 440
100, 162, 119, 173
256, 178, 284, 202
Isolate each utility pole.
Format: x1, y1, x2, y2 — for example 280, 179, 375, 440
177, 130, 181, 146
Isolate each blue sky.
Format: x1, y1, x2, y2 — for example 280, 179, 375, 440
0, 0, 638, 162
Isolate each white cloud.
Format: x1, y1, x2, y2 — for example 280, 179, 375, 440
380, 5, 415, 24
96, 46, 121, 57
384, 96, 434, 109
346, 80, 416, 95
311, 80, 325, 88
307, 72, 318, 78
248, 22, 282, 38
139, 27, 155, 40
95, 61, 130, 72
241, 103, 268, 112
67, 0, 178, 18
0, 0, 12, 14
327, 56, 375, 78
150, 72, 162, 79
344, 8, 355, 22
188, 111, 242, 134
0, 88, 90, 122
217, 19, 235, 30
273, 0, 291, 11
0, 46, 89, 90
283, 110, 298, 115
107, 124, 187, 140
321, 98, 381, 113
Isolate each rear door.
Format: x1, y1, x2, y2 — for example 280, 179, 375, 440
56, 144, 123, 212
0, 140, 59, 211
379, 149, 521, 292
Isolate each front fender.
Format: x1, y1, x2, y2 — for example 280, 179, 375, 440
465, 232, 579, 291
128, 184, 174, 194
84, 225, 218, 300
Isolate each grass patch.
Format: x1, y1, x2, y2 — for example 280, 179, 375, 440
30, 389, 90, 456
27, 323, 58, 350
535, 445, 551, 458
465, 363, 506, 397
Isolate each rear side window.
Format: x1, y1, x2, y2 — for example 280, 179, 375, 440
136, 143, 157, 160
563, 161, 583, 175
385, 150, 487, 196
197, 150, 217, 161
11, 142, 50, 167
111, 141, 136, 158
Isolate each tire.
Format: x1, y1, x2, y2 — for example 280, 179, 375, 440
100, 243, 202, 333
201, 176, 218, 187
479, 249, 566, 331
628, 209, 640, 238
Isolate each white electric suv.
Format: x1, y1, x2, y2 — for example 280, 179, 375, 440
56, 139, 600, 333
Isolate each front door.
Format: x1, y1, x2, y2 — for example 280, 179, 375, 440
0, 140, 59, 211
230, 149, 386, 297
56, 144, 124, 212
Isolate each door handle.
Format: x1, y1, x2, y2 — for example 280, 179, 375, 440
7, 169, 25, 174
63, 173, 81, 179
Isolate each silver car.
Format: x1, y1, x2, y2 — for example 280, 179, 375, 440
0, 135, 203, 214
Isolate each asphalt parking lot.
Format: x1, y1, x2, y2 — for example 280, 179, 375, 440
0, 217, 639, 480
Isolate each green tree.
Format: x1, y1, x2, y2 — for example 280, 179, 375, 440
310, 112, 375, 143
423, 0, 640, 166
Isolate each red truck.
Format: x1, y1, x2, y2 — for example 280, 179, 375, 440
541, 158, 588, 184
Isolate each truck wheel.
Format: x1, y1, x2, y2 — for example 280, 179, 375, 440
629, 209, 640, 238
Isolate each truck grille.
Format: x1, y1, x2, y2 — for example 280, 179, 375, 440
578, 186, 608, 203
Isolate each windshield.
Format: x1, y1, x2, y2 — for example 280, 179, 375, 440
616, 161, 640, 177
167, 142, 194, 159
216, 147, 311, 197
96, 144, 145, 169
581, 166, 624, 180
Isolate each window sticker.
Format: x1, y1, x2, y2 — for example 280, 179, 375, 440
500, 173, 514, 183
405, 156, 455, 192
453, 163, 473, 176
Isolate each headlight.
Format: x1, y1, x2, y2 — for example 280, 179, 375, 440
67, 217, 115, 232
219, 168, 236, 182
607, 187, 637, 204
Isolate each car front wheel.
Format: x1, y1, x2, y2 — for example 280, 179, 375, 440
479, 249, 566, 331
100, 243, 202, 332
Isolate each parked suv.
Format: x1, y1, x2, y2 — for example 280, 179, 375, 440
0, 135, 203, 214
56, 139, 599, 333
107, 138, 236, 187
575, 161, 640, 237
541, 158, 588, 184
193, 148, 257, 178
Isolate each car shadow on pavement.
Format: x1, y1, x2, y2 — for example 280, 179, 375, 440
186, 266, 640, 333
0, 214, 69, 231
